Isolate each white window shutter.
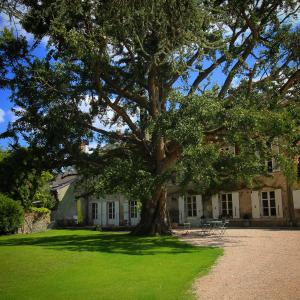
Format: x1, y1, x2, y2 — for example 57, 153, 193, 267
102, 201, 107, 226
212, 194, 219, 219
196, 195, 203, 217
275, 189, 283, 217
293, 190, 300, 209
99, 202, 102, 225
137, 202, 141, 222
123, 200, 129, 223
251, 191, 260, 218
89, 202, 93, 223
178, 196, 185, 224
272, 138, 280, 154
232, 192, 240, 219
115, 201, 120, 225
229, 145, 236, 155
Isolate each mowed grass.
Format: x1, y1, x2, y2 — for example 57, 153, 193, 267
0, 229, 222, 300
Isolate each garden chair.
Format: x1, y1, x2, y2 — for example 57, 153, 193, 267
199, 222, 211, 236
218, 220, 229, 237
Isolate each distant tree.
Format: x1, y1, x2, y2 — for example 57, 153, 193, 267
0, 0, 299, 234
0, 148, 55, 209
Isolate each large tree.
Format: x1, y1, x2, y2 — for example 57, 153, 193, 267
1, 0, 299, 234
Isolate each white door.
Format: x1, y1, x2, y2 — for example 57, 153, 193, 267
107, 201, 115, 225
129, 200, 140, 226
185, 195, 198, 219
91, 202, 101, 225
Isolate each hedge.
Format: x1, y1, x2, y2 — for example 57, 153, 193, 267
0, 194, 24, 234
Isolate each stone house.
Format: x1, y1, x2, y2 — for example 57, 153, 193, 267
51, 150, 300, 228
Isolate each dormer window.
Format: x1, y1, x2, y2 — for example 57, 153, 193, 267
267, 160, 273, 173
265, 139, 280, 173
220, 145, 235, 155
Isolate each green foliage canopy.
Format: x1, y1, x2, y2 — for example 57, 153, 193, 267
0, 1, 299, 233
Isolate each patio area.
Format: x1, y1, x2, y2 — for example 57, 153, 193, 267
176, 228, 300, 300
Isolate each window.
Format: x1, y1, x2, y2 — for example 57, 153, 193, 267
221, 193, 233, 217
267, 160, 273, 172
186, 196, 197, 217
108, 202, 115, 219
297, 157, 300, 179
265, 139, 280, 173
220, 145, 235, 155
130, 201, 138, 219
261, 191, 276, 217
91, 203, 98, 220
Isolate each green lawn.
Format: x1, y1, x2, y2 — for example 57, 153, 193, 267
0, 229, 222, 300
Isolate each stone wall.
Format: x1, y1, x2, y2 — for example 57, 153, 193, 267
18, 212, 51, 234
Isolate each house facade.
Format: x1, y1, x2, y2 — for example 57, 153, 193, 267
52, 155, 300, 228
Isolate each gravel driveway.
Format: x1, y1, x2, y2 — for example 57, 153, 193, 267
178, 228, 300, 300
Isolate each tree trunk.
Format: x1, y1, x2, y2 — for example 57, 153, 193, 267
131, 184, 172, 235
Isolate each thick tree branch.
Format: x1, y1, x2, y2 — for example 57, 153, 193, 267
188, 27, 247, 96
94, 65, 143, 139
188, 55, 226, 95
279, 69, 300, 95
166, 50, 200, 90
98, 67, 149, 110
218, 39, 255, 98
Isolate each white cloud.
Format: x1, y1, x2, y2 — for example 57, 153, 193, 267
0, 108, 5, 123
8, 106, 24, 122
78, 95, 92, 113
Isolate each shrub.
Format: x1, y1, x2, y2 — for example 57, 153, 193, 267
29, 207, 50, 214
0, 194, 24, 234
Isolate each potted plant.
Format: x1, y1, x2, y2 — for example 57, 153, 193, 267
243, 213, 252, 227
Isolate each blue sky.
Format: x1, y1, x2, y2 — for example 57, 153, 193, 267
0, 12, 49, 148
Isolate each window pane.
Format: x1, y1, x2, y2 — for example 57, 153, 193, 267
263, 208, 269, 216
222, 202, 227, 210
92, 203, 98, 220
270, 207, 276, 216
130, 201, 137, 218
269, 191, 275, 199
187, 197, 191, 204
228, 209, 233, 217
222, 194, 226, 201
262, 200, 269, 208
262, 192, 268, 199
267, 160, 273, 172
227, 194, 232, 201
228, 201, 232, 209
108, 202, 115, 219
270, 199, 275, 207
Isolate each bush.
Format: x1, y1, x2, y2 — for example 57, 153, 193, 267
29, 207, 50, 214
0, 194, 24, 234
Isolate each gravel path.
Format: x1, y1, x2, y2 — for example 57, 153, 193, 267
178, 228, 300, 300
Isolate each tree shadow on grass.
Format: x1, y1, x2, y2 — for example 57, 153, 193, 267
0, 231, 215, 255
